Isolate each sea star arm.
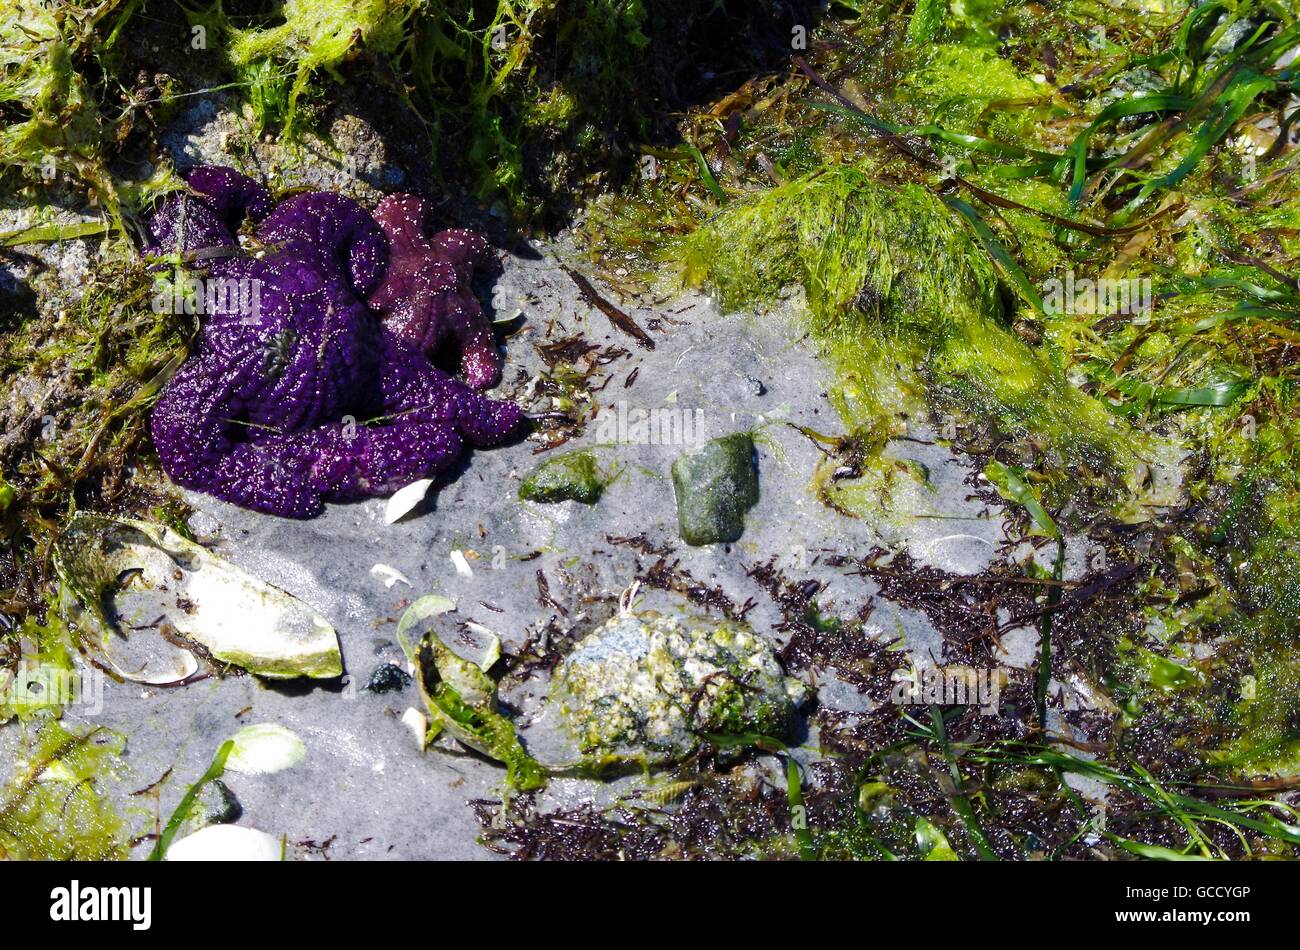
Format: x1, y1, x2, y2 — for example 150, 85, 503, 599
142, 167, 271, 266
369, 196, 503, 388
258, 192, 389, 298
375, 331, 523, 447
149, 352, 326, 518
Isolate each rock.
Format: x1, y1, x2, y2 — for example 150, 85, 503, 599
180, 780, 242, 837
365, 663, 412, 694
552, 610, 805, 765
670, 433, 759, 545
518, 449, 605, 504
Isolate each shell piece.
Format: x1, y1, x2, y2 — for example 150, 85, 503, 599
401, 707, 429, 750
370, 563, 413, 588
99, 629, 201, 686
384, 477, 433, 523
56, 513, 342, 680
224, 723, 308, 775
164, 824, 283, 861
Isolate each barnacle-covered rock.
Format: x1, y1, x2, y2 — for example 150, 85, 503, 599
553, 610, 805, 765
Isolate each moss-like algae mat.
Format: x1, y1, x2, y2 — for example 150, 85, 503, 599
5, 0, 1300, 858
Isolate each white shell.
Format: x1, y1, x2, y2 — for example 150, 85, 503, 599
384, 478, 433, 523
370, 563, 412, 589
450, 550, 473, 577
57, 514, 342, 680
224, 723, 307, 775
401, 707, 429, 750
165, 824, 283, 861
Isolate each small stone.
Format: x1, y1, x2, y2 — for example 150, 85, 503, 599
366, 663, 412, 694
670, 433, 759, 545
518, 449, 604, 505
180, 779, 242, 837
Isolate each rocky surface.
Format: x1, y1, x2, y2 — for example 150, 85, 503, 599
1, 95, 1103, 859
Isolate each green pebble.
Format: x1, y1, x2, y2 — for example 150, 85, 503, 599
671, 433, 759, 545
519, 450, 605, 504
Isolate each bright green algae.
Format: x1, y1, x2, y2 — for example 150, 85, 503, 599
680, 167, 1145, 484
519, 449, 607, 505
568, 0, 1300, 854
0, 720, 132, 860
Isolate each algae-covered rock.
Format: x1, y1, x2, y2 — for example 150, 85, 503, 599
671, 433, 759, 545
179, 780, 242, 838
553, 610, 805, 765
518, 449, 605, 504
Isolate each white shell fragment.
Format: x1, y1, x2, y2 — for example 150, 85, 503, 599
224, 723, 307, 775
450, 550, 473, 577
394, 594, 456, 658
98, 628, 202, 686
56, 514, 342, 680
401, 707, 429, 750
165, 824, 284, 861
370, 563, 413, 589
462, 621, 502, 671
385, 478, 434, 523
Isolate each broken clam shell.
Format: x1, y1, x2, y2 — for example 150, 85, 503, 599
55, 514, 342, 680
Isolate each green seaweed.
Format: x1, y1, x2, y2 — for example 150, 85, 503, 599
0, 267, 189, 629
566, 0, 1300, 856
419, 638, 547, 792
178, 1, 788, 222
220, 0, 423, 136
406, 614, 546, 792
0, 719, 131, 860
0, 0, 130, 224
147, 738, 234, 860
679, 166, 1142, 489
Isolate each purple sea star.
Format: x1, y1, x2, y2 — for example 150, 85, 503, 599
144, 167, 522, 519
368, 194, 502, 388
140, 166, 273, 269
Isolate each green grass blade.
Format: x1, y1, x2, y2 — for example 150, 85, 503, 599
147, 739, 234, 861
943, 196, 1045, 313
